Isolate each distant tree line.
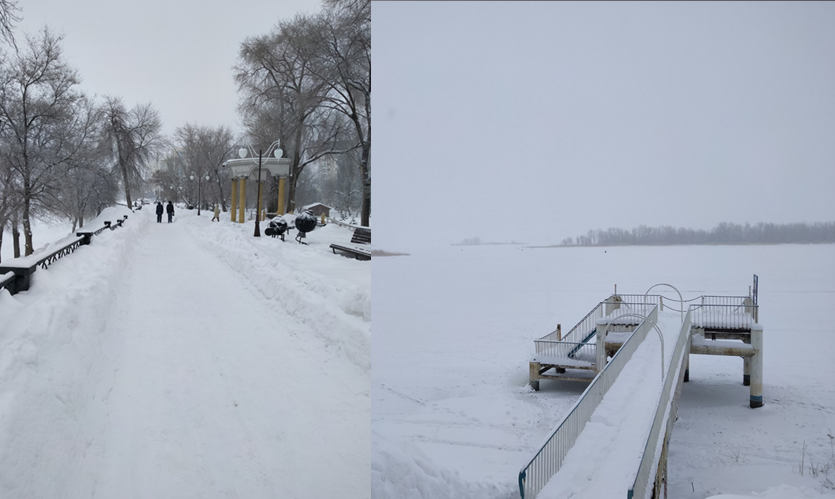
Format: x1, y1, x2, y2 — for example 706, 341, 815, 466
559, 222, 835, 246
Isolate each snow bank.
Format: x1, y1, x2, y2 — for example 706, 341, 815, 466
0, 206, 141, 497
181, 217, 371, 371
372, 430, 505, 499
706, 484, 835, 499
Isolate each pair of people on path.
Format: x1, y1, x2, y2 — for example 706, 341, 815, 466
155, 201, 175, 223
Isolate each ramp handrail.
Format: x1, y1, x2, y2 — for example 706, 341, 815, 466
519, 305, 659, 499
538, 295, 660, 348
538, 301, 604, 346
628, 309, 693, 499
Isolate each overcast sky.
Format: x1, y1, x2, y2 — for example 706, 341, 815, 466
13, 0, 321, 136
375, 2, 835, 250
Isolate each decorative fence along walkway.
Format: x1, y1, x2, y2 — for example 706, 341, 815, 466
0, 215, 129, 296
521, 282, 763, 498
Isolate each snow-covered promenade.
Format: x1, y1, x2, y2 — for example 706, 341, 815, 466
0, 207, 370, 498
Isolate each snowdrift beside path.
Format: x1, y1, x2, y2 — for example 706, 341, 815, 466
372, 430, 505, 499
0, 206, 140, 495
182, 214, 371, 371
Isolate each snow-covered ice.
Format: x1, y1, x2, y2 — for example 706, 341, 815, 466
0, 207, 370, 498
373, 243, 835, 498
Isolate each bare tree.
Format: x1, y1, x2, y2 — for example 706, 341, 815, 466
43, 103, 118, 231
0, 27, 95, 255
313, 0, 371, 226
174, 124, 235, 211
101, 96, 165, 208
235, 14, 355, 214
0, 0, 20, 47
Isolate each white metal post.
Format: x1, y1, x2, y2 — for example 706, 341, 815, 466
743, 357, 751, 386
749, 324, 763, 408
595, 323, 608, 374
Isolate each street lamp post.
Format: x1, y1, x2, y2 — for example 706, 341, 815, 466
190, 174, 211, 215
238, 141, 282, 237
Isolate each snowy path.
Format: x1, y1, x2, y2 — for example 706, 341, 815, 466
537, 309, 683, 498
0, 207, 369, 498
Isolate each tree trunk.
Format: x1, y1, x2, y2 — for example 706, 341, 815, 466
216, 178, 227, 211
12, 219, 20, 258
120, 156, 133, 209
22, 181, 33, 256
360, 140, 370, 227
287, 127, 304, 214
287, 173, 298, 215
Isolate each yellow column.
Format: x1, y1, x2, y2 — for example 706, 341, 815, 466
230, 179, 238, 222
258, 181, 265, 220
238, 178, 246, 223
277, 177, 286, 215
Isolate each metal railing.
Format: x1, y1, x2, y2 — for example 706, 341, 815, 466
628, 309, 692, 499
535, 296, 659, 362
533, 340, 596, 365
691, 303, 758, 330
612, 294, 660, 305
0, 215, 128, 296
539, 302, 605, 346
519, 305, 659, 499
699, 295, 749, 306
36, 235, 85, 270
603, 301, 659, 325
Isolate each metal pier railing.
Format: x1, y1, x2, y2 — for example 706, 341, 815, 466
628, 309, 692, 499
519, 305, 659, 499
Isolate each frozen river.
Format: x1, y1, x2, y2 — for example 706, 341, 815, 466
372, 243, 835, 498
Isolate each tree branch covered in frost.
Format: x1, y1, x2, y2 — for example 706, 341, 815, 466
560, 221, 835, 246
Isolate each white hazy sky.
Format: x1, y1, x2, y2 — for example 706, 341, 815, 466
13, 0, 322, 136
375, 2, 835, 250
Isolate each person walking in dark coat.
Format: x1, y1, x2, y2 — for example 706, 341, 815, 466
166, 201, 175, 223
155, 201, 163, 223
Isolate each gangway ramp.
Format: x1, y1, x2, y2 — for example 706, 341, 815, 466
520, 308, 684, 498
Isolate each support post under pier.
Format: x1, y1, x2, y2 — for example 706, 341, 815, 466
743, 357, 751, 386
529, 362, 541, 391
750, 324, 763, 408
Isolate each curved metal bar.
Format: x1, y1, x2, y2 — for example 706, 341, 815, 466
602, 312, 665, 381
645, 283, 684, 321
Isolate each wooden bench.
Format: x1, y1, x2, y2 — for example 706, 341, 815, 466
330, 227, 371, 261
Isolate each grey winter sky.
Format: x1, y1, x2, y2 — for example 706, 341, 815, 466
13, 0, 321, 136
376, 2, 835, 250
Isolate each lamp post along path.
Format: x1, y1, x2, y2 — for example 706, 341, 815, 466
237, 142, 283, 237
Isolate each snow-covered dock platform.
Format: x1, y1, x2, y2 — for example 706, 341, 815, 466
522, 285, 764, 498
